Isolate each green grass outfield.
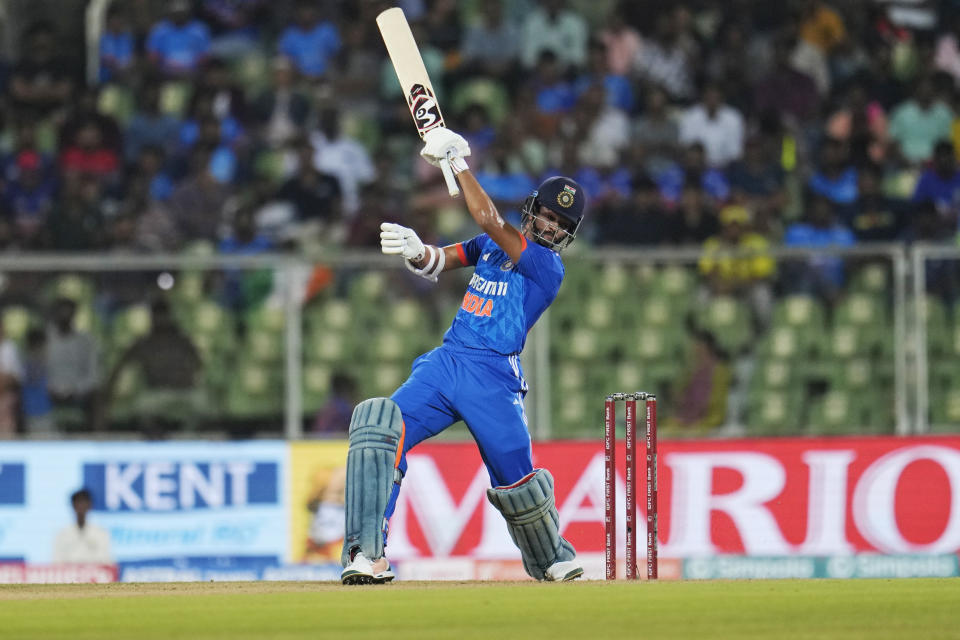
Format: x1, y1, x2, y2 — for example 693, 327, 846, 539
1, 579, 957, 639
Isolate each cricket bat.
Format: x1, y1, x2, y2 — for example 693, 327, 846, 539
377, 7, 460, 197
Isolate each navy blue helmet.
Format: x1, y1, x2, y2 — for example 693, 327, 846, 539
520, 176, 587, 252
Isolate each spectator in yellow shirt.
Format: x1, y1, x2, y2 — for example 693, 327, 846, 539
798, 1, 846, 54
698, 205, 775, 331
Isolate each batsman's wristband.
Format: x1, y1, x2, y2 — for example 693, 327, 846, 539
405, 245, 445, 282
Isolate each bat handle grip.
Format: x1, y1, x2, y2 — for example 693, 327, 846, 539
440, 154, 460, 198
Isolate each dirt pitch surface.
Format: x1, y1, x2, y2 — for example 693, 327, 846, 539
1, 578, 957, 639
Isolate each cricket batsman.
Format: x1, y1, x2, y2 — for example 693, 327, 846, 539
341, 126, 586, 584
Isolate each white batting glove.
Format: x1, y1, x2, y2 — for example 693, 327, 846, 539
421, 126, 471, 173
380, 222, 425, 262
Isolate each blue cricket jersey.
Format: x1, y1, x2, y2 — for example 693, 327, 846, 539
442, 232, 564, 355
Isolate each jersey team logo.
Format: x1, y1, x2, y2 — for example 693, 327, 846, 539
557, 184, 576, 208
500, 260, 514, 271
407, 83, 443, 135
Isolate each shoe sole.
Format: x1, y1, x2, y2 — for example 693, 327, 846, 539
341, 571, 375, 585
558, 567, 584, 582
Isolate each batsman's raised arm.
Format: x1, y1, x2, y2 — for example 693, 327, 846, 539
420, 127, 525, 263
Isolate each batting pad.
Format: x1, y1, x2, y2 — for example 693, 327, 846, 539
486, 468, 577, 580
341, 397, 404, 567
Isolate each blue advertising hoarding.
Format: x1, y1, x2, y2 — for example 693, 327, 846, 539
0, 442, 288, 566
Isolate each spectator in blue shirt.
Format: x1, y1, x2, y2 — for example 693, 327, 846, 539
532, 50, 576, 115
912, 140, 960, 225
277, 0, 341, 80
783, 191, 857, 304
654, 142, 730, 208
3, 150, 56, 248
218, 204, 274, 312
99, 5, 135, 83
124, 84, 183, 162
575, 39, 635, 113
146, 0, 211, 78
201, 0, 267, 59
808, 137, 858, 218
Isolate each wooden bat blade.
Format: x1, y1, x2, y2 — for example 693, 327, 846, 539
376, 7, 446, 139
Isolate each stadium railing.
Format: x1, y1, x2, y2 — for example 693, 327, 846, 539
2, 243, 956, 440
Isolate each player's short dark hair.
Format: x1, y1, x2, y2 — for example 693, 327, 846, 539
71, 488, 93, 504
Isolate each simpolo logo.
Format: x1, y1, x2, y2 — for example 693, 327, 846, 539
0, 463, 25, 505
82, 461, 278, 512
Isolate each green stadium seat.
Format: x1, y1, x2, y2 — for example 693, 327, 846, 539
109, 304, 151, 355
652, 265, 695, 298
583, 296, 618, 330
304, 328, 354, 364
359, 364, 406, 398
750, 359, 796, 391
97, 84, 136, 125
562, 327, 612, 361
694, 295, 752, 356
348, 272, 388, 302
232, 51, 271, 93
302, 363, 333, 414
630, 325, 687, 362
224, 363, 283, 419
771, 294, 826, 332
245, 305, 286, 333
597, 263, 633, 298
807, 390, 867, 435
827, 324, 885, 358
826, 357, 876, 391
553, 388, 591, 438
861, 389, 895, 434
924, 295, 951, 357
171, 271, 206, 308
159, 81, 192, 117
179, 300, 234, 340
835, 292, 888, 327
636, 294, 675, 328
108, 364, 144, 424
745, 389, 804, 436
369, 329, 418, 363
849, 262, 890, 295
611, 362, 646, 393
1, 306, 36, 343
46, 273, 95, 306
931, 385, 960, 429
305, 298, 353, 333
385, 299, 422, 332
759, 326, 808, 360
930, 359, 960, 401
246, 329, 284, 364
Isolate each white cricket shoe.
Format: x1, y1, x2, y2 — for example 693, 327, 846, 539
544, 559, 584, 582
341, 552, 395, 585
372, 558, 395, 584
341, 551, 374, 585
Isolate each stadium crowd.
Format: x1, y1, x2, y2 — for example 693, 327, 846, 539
0, 0, 958, 434
1, 1, 959, 256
